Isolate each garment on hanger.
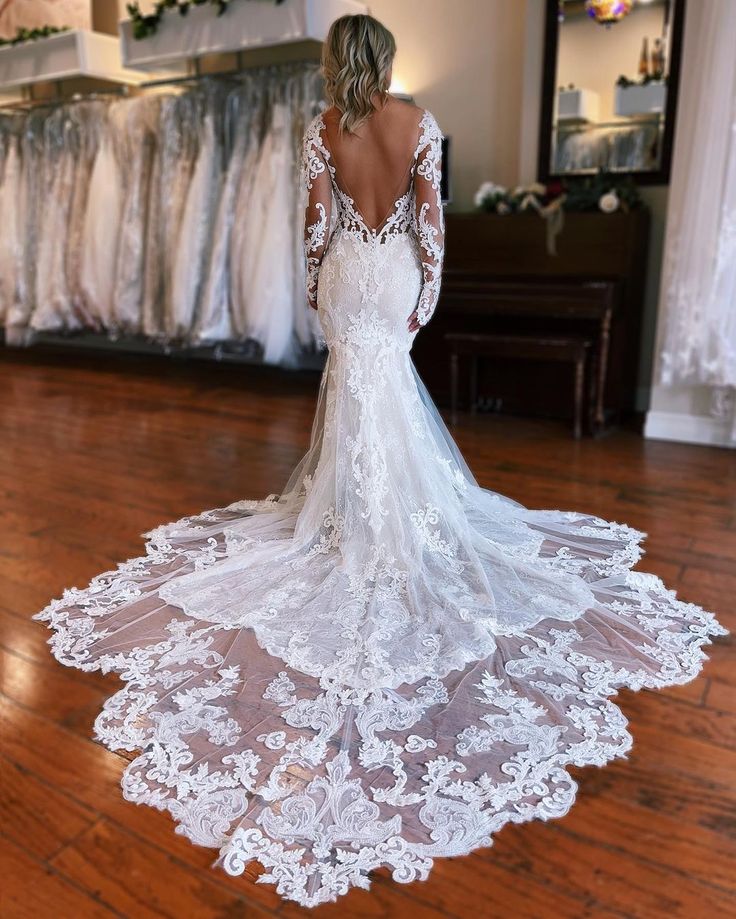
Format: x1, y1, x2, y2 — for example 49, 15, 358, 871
79, 101, 126, 331
66, 102, 105, 330
113, 95, 160, 333
245, 101, 297, 365
0, 63, 324, 361
0, 126, 22, 329
32, 107, 77, 332
171, 91, 223, 338
229, 112, 265, 341
196, 84, 252, 344
5, 112, 44, 344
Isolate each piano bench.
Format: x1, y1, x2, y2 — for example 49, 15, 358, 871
446, 332, 593, 439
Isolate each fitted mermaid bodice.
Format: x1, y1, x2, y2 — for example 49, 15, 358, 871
301, 102, 445, 325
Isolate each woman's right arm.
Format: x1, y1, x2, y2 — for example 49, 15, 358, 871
301, 117, 333, 311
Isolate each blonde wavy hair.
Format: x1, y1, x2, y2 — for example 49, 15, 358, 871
321, 14, 396, 134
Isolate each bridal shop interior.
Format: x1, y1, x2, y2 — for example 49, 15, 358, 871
1, 1, 734, 918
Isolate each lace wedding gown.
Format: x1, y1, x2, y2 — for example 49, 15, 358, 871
36, 103, 726, 908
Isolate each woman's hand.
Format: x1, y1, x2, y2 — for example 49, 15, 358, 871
407, 309, 421, 333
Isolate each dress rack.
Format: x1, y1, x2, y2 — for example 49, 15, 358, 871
0, 60, 326, 372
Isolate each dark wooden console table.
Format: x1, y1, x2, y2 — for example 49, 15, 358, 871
412, 210, 650, 429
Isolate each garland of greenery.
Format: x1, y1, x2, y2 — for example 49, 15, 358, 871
127, 0, 285, 42
0, 26, 69, 49
616, 73, 668, 87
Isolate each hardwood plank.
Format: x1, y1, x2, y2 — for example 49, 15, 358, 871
577, 757, 736, 840
480, 820, 735, 919
0, 698, 285, 913
0, 606, 57, 663
0, 646, 108, 727
706, 677, 736, 716
50, 819, 275, 919
558, 787, 736, 891
0, 755, 97, 861
622, 688, 736, 752
0, 834, 120, 919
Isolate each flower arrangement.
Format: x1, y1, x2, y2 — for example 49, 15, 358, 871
474, 172, 642, 217
474, 181, 561, 216
474, 173, 643, 255
127, 0, 285, 41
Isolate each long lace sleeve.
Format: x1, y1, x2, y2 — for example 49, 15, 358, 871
413, 112, 445, 326
301, 116, 332, 311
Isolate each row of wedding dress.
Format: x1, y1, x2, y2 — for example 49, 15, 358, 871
554, 121, 661, 173
0, 63, 324, 364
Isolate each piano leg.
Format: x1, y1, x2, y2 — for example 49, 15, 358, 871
469, 355, 479, 416
574, 354, 585, 440
450, 351, 459, 425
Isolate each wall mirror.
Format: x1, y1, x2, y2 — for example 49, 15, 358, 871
538, 0, 686, 185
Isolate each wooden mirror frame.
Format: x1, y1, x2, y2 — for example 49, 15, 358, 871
537, 0, 687, 186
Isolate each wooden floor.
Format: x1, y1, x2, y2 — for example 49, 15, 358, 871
1, 347, 734, 919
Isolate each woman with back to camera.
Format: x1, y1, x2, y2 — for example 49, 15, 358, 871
36, 13, 725, 908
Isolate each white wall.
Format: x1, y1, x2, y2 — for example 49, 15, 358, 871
367, 0, 527, 209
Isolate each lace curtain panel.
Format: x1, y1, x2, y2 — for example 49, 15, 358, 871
657, 0, 736, 431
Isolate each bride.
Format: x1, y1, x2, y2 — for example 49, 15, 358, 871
36, 13, 726, 908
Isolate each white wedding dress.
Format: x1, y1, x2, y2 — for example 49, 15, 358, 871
36, 104, 726, 908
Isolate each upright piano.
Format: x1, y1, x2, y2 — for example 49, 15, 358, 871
412, 209, 651, 428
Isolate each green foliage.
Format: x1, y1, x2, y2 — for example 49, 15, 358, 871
616, 73, 668, 87
127, 0, 285, 41
562, 172, 643, 212
0, 26, 70, 48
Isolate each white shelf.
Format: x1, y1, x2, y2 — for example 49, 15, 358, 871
614, 81, 667, 117
0, 29, 172, 89
119, 0, 367, 71
557, 88, 599, 124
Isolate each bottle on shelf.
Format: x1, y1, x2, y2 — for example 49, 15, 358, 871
638, 37, 650, 78
651, 37, 666, 80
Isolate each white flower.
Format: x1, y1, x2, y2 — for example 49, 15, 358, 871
513, 182, 546, 197
474, 181, 507, 207
599, 191, 620, 213
496, 201, 511, 215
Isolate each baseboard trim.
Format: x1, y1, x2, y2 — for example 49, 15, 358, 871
644, 410, 734, 448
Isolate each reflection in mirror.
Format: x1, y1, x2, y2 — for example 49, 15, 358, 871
540, 0, 685, 183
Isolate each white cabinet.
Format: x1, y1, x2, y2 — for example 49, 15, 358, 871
614, 81, 667, 117
557, 88, 600, 124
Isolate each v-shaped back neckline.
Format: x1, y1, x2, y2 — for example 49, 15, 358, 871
317, 109, 429, 238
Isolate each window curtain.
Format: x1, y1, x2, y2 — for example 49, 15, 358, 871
656, 0, 736, 434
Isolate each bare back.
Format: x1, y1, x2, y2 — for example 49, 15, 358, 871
321, 97, 425, 233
